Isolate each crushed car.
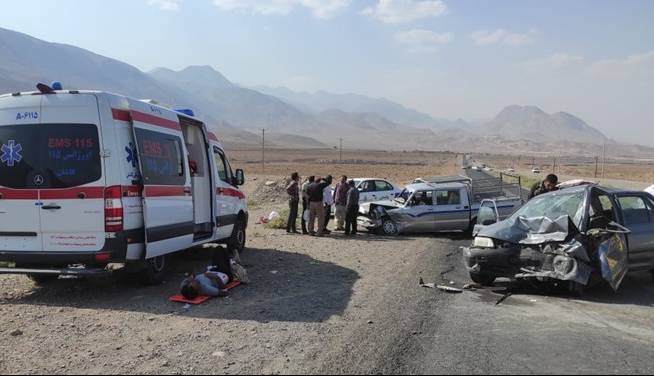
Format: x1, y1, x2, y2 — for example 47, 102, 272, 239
463, 183, 654, 292
359, 176, 523, 236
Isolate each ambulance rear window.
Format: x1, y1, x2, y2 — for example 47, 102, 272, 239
134, 129, 186, 186
0, 124, 102, 189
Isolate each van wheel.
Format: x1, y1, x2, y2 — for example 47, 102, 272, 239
470, 272, 496, 286
28, 274, 59, 285
139, 255, 170, 286
228, 219, 247, 253
382, 219, 400, 236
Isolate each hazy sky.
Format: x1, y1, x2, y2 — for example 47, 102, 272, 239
1, 0, 653, 145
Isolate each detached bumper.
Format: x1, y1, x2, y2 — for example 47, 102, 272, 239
358, 217, 381, 230
464, 245, 525, 277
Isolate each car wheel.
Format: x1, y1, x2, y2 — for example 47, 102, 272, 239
139, 255, 170, 286
469, 272, 496, 286
228, 219, 247, 254
28, 274, 59, 285
382, 219, 400, 236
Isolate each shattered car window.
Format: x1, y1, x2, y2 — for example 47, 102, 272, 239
510, 191, 586, 228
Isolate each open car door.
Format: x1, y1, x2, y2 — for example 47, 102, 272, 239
474, 199, 500, 236
131, 111, 194, 259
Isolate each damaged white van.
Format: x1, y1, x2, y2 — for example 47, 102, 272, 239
0, 84, 248, 284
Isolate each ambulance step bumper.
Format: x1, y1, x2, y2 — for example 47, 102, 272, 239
0, 267, 113, 277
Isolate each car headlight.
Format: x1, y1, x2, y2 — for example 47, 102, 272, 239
473, 237, 495, 248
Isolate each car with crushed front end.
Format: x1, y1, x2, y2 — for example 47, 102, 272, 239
464, 183, 654, 292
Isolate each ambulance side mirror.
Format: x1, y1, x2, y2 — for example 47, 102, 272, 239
234, 169, 245, 186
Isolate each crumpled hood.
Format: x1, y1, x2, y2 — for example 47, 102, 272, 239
361, 200, 403, 212
477, 215, 575, 245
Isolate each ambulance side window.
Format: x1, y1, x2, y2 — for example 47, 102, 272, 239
213, 147, 231, 184
135, 129, 185, 186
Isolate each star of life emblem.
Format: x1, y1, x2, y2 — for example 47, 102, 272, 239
1, 140, 23, 167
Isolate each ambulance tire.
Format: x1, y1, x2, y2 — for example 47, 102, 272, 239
28, 274, 59, 285
228, 219, 247, 254
139, 255, 170, 286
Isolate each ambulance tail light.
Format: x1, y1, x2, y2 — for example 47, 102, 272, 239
104, 186, 124, 232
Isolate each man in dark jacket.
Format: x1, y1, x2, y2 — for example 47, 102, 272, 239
307, 176, 330, 236
345, 180, 360, 236
286, 172, 300, 234
529, 174, 559, 199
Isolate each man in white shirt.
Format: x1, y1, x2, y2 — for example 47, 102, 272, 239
322, 175, 334, 235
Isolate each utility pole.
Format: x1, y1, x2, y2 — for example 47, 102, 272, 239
339, 138, 343, 163
601, 143, 606, 179
553, 157, 557, 174
594, 156, 599, 178
261, 128, 265, 173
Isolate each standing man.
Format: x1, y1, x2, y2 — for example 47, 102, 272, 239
286, 172, 300, 234
345, 180, 360, 236
529, 174, 559, 200
307, 176, 324, 236
333, 176, 350, 231
301, 176, 315, 235
322, 175, 334, 235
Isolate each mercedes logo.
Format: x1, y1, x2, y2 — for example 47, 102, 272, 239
33, 175, 45, 186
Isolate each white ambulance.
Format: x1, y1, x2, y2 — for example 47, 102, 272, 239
0, 84, 248, 284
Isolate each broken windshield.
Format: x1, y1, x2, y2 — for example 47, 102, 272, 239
510, 190, 586, 229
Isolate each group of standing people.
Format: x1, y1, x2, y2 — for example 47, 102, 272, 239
286, 173, 360, 237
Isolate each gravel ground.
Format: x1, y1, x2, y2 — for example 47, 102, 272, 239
1, 175, 653, 375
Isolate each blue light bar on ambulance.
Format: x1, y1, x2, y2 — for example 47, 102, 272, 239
51, 81, 63, 90
175, 109, 195, 117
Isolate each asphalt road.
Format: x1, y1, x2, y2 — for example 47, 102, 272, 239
318, 235, 654, 375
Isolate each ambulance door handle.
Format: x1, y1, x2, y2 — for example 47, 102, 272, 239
42, 205, 62, 210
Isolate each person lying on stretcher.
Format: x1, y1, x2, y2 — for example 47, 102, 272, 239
180, 270, 231, 300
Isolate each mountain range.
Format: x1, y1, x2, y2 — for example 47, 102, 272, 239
0, 27, 651, 156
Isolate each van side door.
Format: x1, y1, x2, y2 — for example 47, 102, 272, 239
213, 146, 240, 239
616, 194, 654, 271
131, 113, 194, 259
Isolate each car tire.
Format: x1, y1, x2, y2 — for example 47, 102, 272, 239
381, 219, 400, 236
28, 274, 59, 285
469, 272, 496, 286
139, 255, 170, 286
228, 218, 247, 254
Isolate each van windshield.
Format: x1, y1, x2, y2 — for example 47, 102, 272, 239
0, 124, 101, 189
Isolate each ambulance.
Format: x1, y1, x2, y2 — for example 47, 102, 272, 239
0, 83, 248, 284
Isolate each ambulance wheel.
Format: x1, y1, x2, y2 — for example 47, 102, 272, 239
140, 255, 170, 286
228, 219, 247, 253
381, 219, 400, 236
28, 274, 59, 285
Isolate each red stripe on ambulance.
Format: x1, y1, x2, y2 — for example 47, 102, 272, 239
218, 187, 246, 200
40, 187, 105, 200
112, 108, 182, 131
0, 188, 39, 200
144, 186, 191, 197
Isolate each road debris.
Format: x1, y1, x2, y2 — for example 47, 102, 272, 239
495, 292, 513, 306
9, 329, 23, 337
463, 283, 482, 291
436, 285, 463, 294
419, 278, 435, 289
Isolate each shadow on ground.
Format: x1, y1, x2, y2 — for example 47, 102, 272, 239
2, 247, 360, 323
482, 272, 654, 307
